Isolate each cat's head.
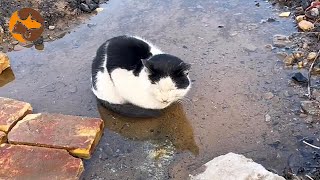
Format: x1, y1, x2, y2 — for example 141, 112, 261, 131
142, 54, 191, 108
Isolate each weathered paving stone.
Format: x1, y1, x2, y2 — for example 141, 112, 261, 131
8, 113, 104, 159
0, 97, 32, 132
0, 144, 84, 180
0, 131, 6, 144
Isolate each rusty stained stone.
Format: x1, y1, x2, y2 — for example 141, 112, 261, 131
0, 97, 32, 132
0, 144, 84, 180
0, 131, 6, 144
8, 113, 104, 159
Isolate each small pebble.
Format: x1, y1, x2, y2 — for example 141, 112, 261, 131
13, 44, 24, 51
96, 8, 104, 12
300, 113, 308, 118
295, 15, 305, 22
265, 114, 271, 122
11, 41, 19, 45
264, 92, 274, 100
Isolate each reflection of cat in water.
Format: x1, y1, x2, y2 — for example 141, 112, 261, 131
98, 102, 199, 155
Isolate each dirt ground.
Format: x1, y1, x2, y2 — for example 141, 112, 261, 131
270, 0, 320, 179
0, 0, 107, 52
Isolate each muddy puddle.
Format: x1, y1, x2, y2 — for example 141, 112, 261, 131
0, 0, 319, 179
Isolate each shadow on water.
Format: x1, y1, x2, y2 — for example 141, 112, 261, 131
98, 102, 200, 155
0, 68, 15, 87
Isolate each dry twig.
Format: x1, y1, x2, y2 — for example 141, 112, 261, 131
305, 174, 314, 180
302, 140, 320, 150
308, 50, 320, 99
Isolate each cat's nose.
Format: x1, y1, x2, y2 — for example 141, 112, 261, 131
162, 100, 169, 103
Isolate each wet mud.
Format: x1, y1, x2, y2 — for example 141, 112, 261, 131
0, 0, 319, 179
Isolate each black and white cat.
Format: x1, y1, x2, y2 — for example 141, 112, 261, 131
91, 35, 191, 117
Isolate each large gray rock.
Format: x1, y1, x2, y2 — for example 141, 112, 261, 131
189, 153, 285, 180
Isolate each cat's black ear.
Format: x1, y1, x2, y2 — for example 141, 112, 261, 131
141, 59, 154, 73
180, 63, 191, 75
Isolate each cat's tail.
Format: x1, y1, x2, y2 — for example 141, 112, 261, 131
97, 98, 162, 118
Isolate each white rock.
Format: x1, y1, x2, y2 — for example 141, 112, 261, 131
310, 8, 319, 17
265, 114, 271, 122
189, 153, 285, 180
49, 26, 55, 30
96, 8, 104, 12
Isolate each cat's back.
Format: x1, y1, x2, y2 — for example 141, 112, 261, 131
105, 36, 154, 75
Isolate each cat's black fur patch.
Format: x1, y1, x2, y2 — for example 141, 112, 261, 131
145, 54, 191, 89
106, 36, 152, 76
91, 41, 108, 90
97, 98, 162, 118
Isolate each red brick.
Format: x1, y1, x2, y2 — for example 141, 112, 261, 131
8, 113, 104, 159
0, 131, 6, 144
0, 97, 32, 132
0, 144, 84, 180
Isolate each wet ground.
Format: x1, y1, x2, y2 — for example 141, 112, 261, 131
0, 0, 320, 179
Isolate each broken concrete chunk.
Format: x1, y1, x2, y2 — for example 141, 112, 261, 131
0, 144, 84, 180
301, 101, 320, 116
8, 113, 104, 159
189, 152, 285, 180
273, 34, 291, 48
0, 97, 32, 132
0, 53, 10, 74
0, 131, 6, 144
